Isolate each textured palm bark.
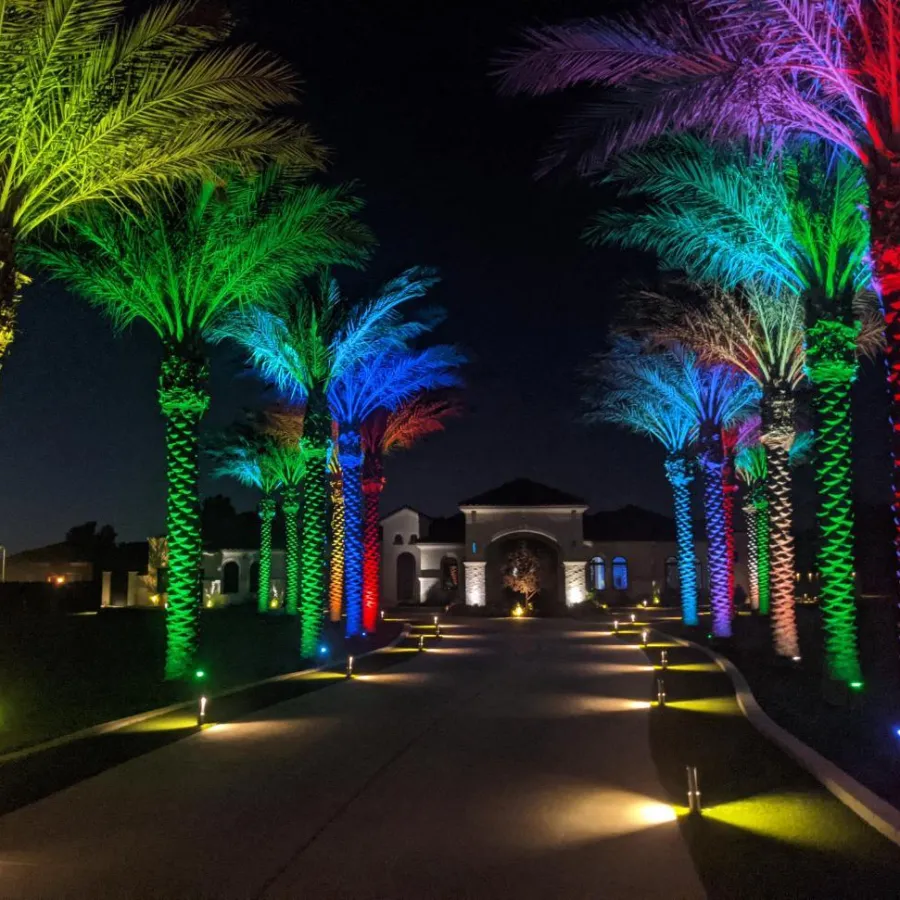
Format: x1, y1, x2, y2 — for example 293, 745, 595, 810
866, 161, 900, 636
754, 486, 771, 616
743, 503, 759, 610
329, 473, 345, 623
340, 431, 364, 638
700, 440, 732, 638
300, 390, 330, 658
257, 496, 276, 613
362, 475, 384, 632
158, 344, 209, 681
722, 454, 737, 615
665, 455, 698, 626
806, 319, 862, 685
282, 486, 301, 615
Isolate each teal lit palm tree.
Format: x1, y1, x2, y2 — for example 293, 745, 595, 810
216, 268, 439, 657
0, 0, 320, 373
34, 170, 370, 680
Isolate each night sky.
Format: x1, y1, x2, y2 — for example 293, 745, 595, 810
0, 0, 893, 553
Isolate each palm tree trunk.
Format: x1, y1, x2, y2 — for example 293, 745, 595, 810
340, 431, 364, 637
722, 453, 737, 615
282, 486, 301, 615
700, 439, 731, 638
762, 383, 799, 658
868, 158, 900, 611
806, 319, 862, 686
362, 470, 385, 632
755, 486, 771, 616
743, 502, 759, 611
158, 343, 209, 681
300, 390, 330, 657
329, 471, 345, 623
665, 455, 698, 626
0, 231, 22, 371
257, 495, 276, 613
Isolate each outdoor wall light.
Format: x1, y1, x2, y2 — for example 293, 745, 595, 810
346, 655, 354, 679
686, 766, 702, 815
656, 678, 666, 707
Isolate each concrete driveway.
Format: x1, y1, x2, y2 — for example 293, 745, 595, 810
0, 618, 704, 899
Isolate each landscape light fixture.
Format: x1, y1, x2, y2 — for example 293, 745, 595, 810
641, 629, 649, 647
850, 681, 864, 691
319, 645, 328, 657
346, 655, 354, 679
660, 649, 668, 670
380, 609, 385, 621
613, 619, 619, 633
630, 613, 636, 624
197, 695, 208, 727
686, 766, 702, 815
656, 678, 666, 707
418, 635, 425, 652
792, 656, 802, 663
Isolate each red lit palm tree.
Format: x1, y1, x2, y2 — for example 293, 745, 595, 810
360, 395, 460, 629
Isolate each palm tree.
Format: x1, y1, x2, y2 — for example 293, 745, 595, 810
330, 351, 464, 637
497, 0, 900, 606
586, 338, 757, 630
208, 431, 282, 613
0, 0, 320, 373
736, 443, 768, 614
217, 268, 442, 656
35, 171, 370, 680
360, 395, 460, 630
594, 137, 877, 679
265, 405, 306, 615
328, 435, 345, 623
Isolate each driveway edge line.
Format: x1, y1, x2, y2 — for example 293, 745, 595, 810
664, 631, 900, 848
0, 622, 411, 766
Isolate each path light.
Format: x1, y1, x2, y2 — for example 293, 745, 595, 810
792, 655, 802, 663
656, 678, 666, 707
512, 604, 525, 618
641, 629, 649, 647
660, 649, 668, 670
642, 599, 648, 608
613, 619, 619, 633
686, 766, 702, 815
197, 695, 208, 727
418, 635, 425, 652
380, 609, 385, 622
346, 655, 354, 679
630, 613, 636, 624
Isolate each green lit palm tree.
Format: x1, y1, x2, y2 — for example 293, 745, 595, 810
208, 430, 282, 613
0, 0, 320, 372
216, 268, 438, 657
595, 137, 879, 683
34, 171, 370, 680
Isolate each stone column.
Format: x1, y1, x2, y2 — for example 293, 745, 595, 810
563, 561, 587, 607
464, 561, 486, 607
101, 571, 112, 608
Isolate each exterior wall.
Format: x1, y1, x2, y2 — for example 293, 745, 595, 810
201, 549, 286, 606
4, 559, 92, 584
379, 508, 428, 605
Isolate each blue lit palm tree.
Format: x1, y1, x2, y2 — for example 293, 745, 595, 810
330, 349, 464, 636
586, 338, 758, 632
215, 267, 444, 656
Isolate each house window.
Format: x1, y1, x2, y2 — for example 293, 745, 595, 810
612, 556, 628, 591
589, 556, 606, 591
440, 556, 459, 591
409, 534, 418, 544
393, 534, 404, 545
222, 560, 240, 594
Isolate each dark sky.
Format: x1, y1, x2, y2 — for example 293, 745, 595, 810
0, 0, 893, 553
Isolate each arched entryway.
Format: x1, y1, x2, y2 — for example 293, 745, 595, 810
485, 532, 562, 615
396, 552, 417, 603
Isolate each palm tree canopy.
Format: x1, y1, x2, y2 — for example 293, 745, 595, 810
30, 168, 371, 343
207, 430, 281, 495
584, 337, 758, 453
592, 136, 871, 303
655, 282, 807, 390
328, 345, 464, 429
496, 0, 877, 170
0, 0, 322, 239
361, 393, 462, 458
215, 267, 443, 400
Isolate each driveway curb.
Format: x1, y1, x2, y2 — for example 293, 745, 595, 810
664, 631, 900, 848
0, 622, 411, 766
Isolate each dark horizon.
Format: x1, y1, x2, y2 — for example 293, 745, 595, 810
0, 0, 893, 554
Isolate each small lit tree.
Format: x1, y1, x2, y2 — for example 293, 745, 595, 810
503, 543, 541, 611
